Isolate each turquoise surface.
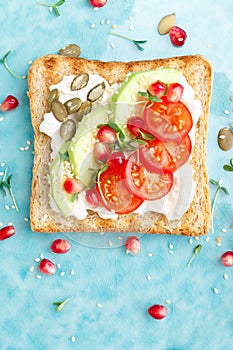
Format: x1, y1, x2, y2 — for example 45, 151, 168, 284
0, 1, 233, 349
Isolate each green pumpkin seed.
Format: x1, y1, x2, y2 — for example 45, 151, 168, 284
48, 89, 59, 106
51, 101, 68, 122
218, 127, 233, 151
59, 44, 81, 58
87, 82, 106, 102
64, 98, 82, 114
60, 119, 77, 141
75, 100, 92, 122
71, 73, 89, 91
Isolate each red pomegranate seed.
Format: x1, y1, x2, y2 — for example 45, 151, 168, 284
221, 251, 233, 267
63, 177, 83, 194
148, 80, 167, 98
97, 125, 117, 143
85, 187, 100, 208
166, 83, 184, 102
169, 26, 187, 47
125, 236, 140, 255
127, 116, 145, 137
93, 142, 111, 162
148, 304, 168, 320
50, 239, 71, 254
38, 258, 56, 275
108, 151, 125, 167
0, 225, 16, 241
89, 0, 108, 7
0, 95, 19, 112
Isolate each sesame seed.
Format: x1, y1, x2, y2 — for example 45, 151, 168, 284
0, 117, 4, 122
93, 7, 98, 11
26, 140, 31, 145
108, 240, 113, 246
34, 258, 40, 262
219, 178, 223, 186
223, 273, 229, 280
111, 43, 115, 48
19, 147, 25, 151
165, 299, 171, 304
24, 217, 29, 222
128, 16, 133, 21
29, 266, 34, 272
216, 242, 222, 247
40, 253, 44, 259
36, 275, 42, 279
70, 269, 75, 275
221, 228, 227, 233
118, 236, 123, 240
1, 163, 5, 167
100, 19, 105, 25
0, 222, 2, 227
99, 232, 105, 236
111, 24, 117, 29
57, 263, 61, 269
146, 274, 152, 281
219, 135, 225, 139
194, 236, 199, 240
106, 19, 110, 25
70, 336, 76, 343
28, 60, 33, 65
22, 75, 27, 80
0, 172, 3, 176
129, 24, 134, 31
90, 23, 96, 29
5, 205, 10, 210
96, 303, 103, 308
168, 243, 174, 250
205, 236, 210, 242
224, 109, 230, 115
25, 146, 30, 151
60, 271, 65, 277
213, 288, 219, 294
147, 253, 153, 257
49, 6, 53, 12
189, 238, 193, 244
168, 250, 173, 255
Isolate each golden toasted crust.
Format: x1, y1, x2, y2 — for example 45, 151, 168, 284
28, 54, 212, 235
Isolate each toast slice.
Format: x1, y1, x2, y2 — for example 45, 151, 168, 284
28, 54, 212, 235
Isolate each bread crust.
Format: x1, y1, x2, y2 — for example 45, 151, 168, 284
28, 54, 212, 235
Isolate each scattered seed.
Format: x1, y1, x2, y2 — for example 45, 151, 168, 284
93, 7, 98, 11
129, 24, 134, 31
100, 19, 105, 25
165, 299, 171, 304
189, 238, 193, 244
49, 6, 53, 12
106, 19, 110, 25
108, 240, 113, 246
110, 43, 115, 48
90, 23, 96, 29
36, 275, 42, 279
34, 257, 40, 262
96, 303, 103, 308
71, 336, 76, 343
40, 253, 44, 259
19, 147, 25, 151
221, 228, 227, 233
216, 242, 222, 247
194, 236, 199, 240
60, 271, 65, 277
70, 269, 75, 275
213, 287, 219, 294
5, 205, 10, 210
215, 236, 222, 243
111, 24, 117, 29
7, 222, 13, 226
28, 60, 33, 65
205, 236, 210, 242
24, 217, 29, 222
147, 253, 153, 257
128, 16, 133, 21
146, 274, 152, 281
224, 109, 230, 115
0, 117, 4, 122
223, 273, 229, 280
118, 236, 123, 240
168, 250, 173, 255
1, 163, 6, 167
57, 263, 61, 269
29, 266, 35, 272
168, 243, 174, 250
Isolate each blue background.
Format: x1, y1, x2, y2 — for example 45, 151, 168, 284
0, 1, 233, 349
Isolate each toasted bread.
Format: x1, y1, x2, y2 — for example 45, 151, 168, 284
28, 54, 212, 235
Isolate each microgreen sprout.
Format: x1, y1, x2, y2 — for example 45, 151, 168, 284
37, 0, 66, 16
223, 157, 233, 172
0, 51, 26, 80
53, 297, 70, 311
186, 244, 202, 267
138, 91, 162, 106
108, 32, 147, 51
0, 167, 19, 212
210, 179, 229, 233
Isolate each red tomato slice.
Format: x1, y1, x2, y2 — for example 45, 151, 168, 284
144, 96, 193, 141
139, 135, 191, 173
122, 153, 174, 201
96, 164, 143, 214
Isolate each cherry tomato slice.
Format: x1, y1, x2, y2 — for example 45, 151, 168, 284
96, 164, 143, 214
144, 96, 193, 141
122, 153, 174, 200
139, 135, 191, 173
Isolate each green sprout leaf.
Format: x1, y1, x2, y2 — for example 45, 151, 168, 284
223, 158, 233, 172
37, 0, 66, 16
210, 178, 229, 233
186, 244, 202, 267
0, 168, 19, 212
53, 297, 70, 312
0, 51, 26, 80
108, 32, 147, 51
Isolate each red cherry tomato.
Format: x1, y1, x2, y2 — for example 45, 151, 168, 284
127, 116, 145, 137
169, 26, 187, 47
144, 96, 193, 141
85, 187, 100, 208
96, 163, 143, 214
166, 83, 184, 103
97, 125, 117, 143
122, 153, 173, 200
148, 80, 167, 98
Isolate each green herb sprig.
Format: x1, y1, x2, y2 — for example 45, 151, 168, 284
138, 91, 162, 107
186, 244, 202, 267
223, 157, 233, 172
0, 51, 26, 80
53, 297, 70, 311
210, 179, 229, 233
108, 32, 147, 51
0, 168, 19, 212
37, 0, 66, 16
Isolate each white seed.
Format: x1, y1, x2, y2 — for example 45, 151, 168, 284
194, 236, 199, 240
40, 253, 44, 259
189, 238, 193, 244
216, 242, 222, 247
168, 243, 174, 250
57, 263, 61, 269
100, 19, 105, 25
28, 60, 33, 65
60, 271, 65, 277
90, 23, 96, 29
49, 6, 53, 12
70, 269, 75, 276
219, 178, 223, 186
5, 205, 10, 210
111, 24, 117, 29
165, 299, 171, 304
26, 140, 31, 145
213, 288, 219, 294
147, 253, 153, 257
0, 172, 3, 176
96, 303, 103, 308
19, 147, 25, 151
118, 236, 123, 240
108, 240, 113, 246
128, 16, 133, 21
25, 146, 30, 151
205, 236, 210, 242
224, 109, 230, 115
7, 222, 13, 226
22, 75, 27, 80
29, 266, 34, 272
24, 217, 29, 222
110, 43, 115, 48
106, 19, 110, 25
93, 7, 98, 11
168, 250, 173, 254
0, 117, 4, 122
36, 275, 42, 279
1, 162, 5, 167
221, 228, 227, 233
223, 273, 229, 280
129, 24, 134, 31
146, 274, 152, 281
34, 257, 40, 262
70, 336, 76, 343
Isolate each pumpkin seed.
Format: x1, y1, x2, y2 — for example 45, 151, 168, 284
51, 101, 68, 122
218, 127, 233, 151
87, 82, 106, 102
64, 98, 82, 114
48, 89, 59, 106
60, 119, 77, 141
71, 73, 89, 91
158, 13, 176, 35
59, 44, 81, 58
75, 100, 92, 122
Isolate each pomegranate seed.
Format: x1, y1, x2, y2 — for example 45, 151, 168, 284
85, 187, 100, 208
0, 225, 16, 241
50, 239, 71, 254
169, 26, 187, 47
63, 177, 83, 194
38, 258, 56, 275
97, 125, 117, 143
148, 304, 168, 320
125, 236, 140, 255
221, 251, 233, 267
93, 142, 111, 162
89, 0, 108, 7
166, 83, 184, 102
148, 81, 167, 98
108, 151, 125, 166
127, 116, 145, 137
0, 95, 19, 112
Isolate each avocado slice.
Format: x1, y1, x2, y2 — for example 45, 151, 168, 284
50, 141, 75, 217
112, 68, 183, 126
68, 106, 109, 186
